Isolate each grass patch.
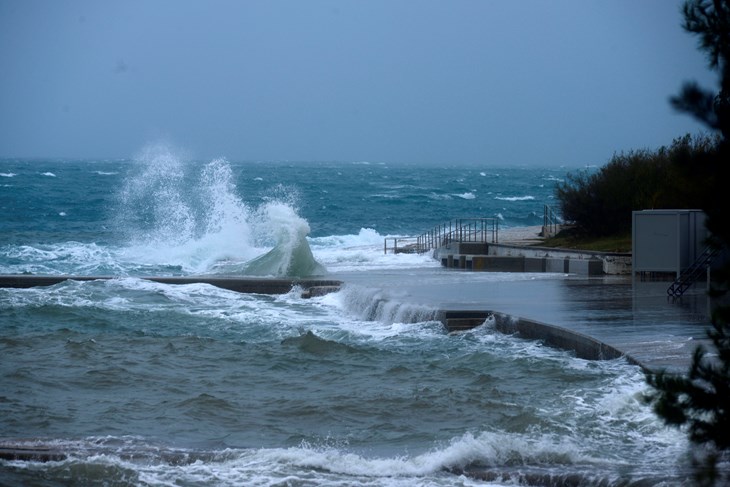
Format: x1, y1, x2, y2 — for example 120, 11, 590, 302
537, 229, 632, 253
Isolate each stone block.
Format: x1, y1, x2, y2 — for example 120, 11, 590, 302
524, 257, 547, 272
486, 256, 525, 272
471, 256, 488, 270
568, 258, 604, 276
545, 258, 568, 273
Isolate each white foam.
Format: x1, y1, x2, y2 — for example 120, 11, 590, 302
112, 145, 323, 276
427, 192, 453, 200
312, 245, 437, 273
494, 195, 534, 202
309, 228, 437, 273
542, 175, 563, 182
40, 429, 632, 486
0, 172, 16, 177
310, 228, 384, 248
331, 284, 437, 325
0, 242, 126, 276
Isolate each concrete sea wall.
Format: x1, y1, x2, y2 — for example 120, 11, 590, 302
434, 242, 632, 275
438, 309, 642, 367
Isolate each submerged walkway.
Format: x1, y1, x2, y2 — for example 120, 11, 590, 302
337, 267, 714, 373
347, 225, 715, 373
437, 226, 714, 371
438, 276, 714, 372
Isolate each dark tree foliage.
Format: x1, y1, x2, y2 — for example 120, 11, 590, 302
555, 134, 718, 237
671, 0, 730, 138
670, 0, 730, 246
647, 320, 730, 448
645, 1, 730, 485
646, 319, 730, 485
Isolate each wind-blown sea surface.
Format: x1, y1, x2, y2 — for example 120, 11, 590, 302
1, 147, 691, 485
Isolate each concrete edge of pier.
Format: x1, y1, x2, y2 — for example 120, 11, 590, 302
434, 242, 632, 276
0, 274, 342, 298
438, 309, 644, 369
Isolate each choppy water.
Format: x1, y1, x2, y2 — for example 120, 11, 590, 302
0, 148, 693, 485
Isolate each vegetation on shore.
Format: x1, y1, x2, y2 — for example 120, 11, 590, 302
553, 132, 719, 239
538, 228, 632, 253
635, 1, 730, 485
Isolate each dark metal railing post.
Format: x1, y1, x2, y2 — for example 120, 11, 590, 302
412, 216, 504, 254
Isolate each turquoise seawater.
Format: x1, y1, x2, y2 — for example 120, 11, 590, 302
0, 149, 692, 485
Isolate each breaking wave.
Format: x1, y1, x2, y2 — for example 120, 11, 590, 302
115, 143, 325, 277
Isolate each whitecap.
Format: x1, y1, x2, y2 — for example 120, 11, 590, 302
494, 195, 535, 202
42, 172, 57, 177
453, 192, 476, 200
543, 175, 564, 182
0, 172, 16, 177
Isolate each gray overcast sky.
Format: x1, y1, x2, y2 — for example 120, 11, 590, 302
0, 0, 719, 165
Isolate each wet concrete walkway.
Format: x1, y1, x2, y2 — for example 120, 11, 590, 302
463, 275, 714, 373
335, 268, 716, 373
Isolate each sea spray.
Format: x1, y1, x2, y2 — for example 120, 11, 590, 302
333, 284, 438, 324
114, 144, 324, 276
243, 202, 326, 277
117, 144, 197, 245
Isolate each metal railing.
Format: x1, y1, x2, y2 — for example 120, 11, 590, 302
667, 245, 721, 298
415, 218, 499, 253
383, 237, 419, 254
543, 204, 561, 238
383, 218, 500, 254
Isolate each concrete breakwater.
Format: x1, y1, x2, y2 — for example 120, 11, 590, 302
434, 241, 632, 276
438, 309, 641, 366
0, 275, 342, 298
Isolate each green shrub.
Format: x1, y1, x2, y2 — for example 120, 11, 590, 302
555, 133, 719, 237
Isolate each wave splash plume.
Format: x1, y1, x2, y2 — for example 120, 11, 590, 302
116, 144, 325, 277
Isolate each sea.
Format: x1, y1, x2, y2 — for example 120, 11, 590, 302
0, 145, 692, 486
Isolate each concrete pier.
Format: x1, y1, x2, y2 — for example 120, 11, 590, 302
435, 242, 630, 276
